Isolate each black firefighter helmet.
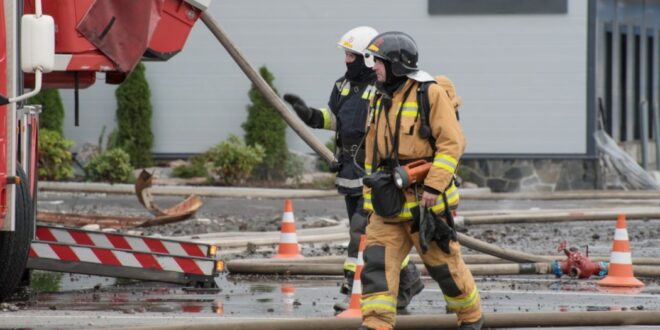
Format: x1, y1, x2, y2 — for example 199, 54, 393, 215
364, 31, 418, 77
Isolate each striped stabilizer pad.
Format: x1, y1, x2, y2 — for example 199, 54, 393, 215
36, 225, 212, 258
29, 241, 217, 278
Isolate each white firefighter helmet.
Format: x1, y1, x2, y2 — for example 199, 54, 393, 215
337, 26, 378, 55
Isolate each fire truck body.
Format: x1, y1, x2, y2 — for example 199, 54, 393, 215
0, 0, 214, 300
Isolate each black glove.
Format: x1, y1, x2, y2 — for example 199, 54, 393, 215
328, 160, 342, 173
412, 207, 456, 254
283, 94, 313, 123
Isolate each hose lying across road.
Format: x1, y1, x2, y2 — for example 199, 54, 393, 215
124, 311, 660, 330
226, 260, 660, 278
241, 254, 660, 266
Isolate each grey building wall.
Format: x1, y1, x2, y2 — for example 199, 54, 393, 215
60, 0, 588, 156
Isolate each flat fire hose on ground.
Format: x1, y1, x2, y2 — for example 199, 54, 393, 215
200, 12, 335, 163
134, 170, 203, 227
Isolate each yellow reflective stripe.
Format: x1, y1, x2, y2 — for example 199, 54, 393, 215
320, 108, 333, 130
365, 164, 373, 175
445, 287, 479, 311
361, 294, 397, 313
343, 260, 357, 272
363, 193, 374, 211
399, 102, 418, 117
341, 87, 350, 96
433, 154, 458, 173
430, 183, 459, 213
400, 255, 410, 270
399, 201, 418, 219
362, 86, 375, 100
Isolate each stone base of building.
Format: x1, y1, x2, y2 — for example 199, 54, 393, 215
459, 158, 599, 193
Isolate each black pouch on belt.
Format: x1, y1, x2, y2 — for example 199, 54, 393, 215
363, 171, 404, 217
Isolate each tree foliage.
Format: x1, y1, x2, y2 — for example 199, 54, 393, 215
241, 66, 288, 180
28, 89, 64, 134
115, 62, 153, 168
38, 129, 74, 180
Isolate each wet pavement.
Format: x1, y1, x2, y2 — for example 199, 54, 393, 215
1, 191, 659, 328
2, 271, 659, 328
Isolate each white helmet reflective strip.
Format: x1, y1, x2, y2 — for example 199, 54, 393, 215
337, 26, 378, 56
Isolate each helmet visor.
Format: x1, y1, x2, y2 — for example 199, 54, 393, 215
364, 52, 375, 68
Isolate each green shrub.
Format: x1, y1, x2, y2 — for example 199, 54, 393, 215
242, 66, 288, 180
207, 135, 265, 185
284, 152, 305, 183
172, 155, 209, 179
28, 89, 64, 134
38, 129, 74, 181
84, 148, 134, 183
115, 62, 153, 168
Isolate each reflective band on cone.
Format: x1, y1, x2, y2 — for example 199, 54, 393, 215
598, 214, 644, 287
337, 235, 365, 318
281, 283, 296, 315
273, 199, 304, 259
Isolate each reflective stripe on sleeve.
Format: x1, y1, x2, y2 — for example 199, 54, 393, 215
343, 258, 358, 272
445, 286, 479, 311
319, 108, 336, 130
430, 183, 460, 213
364, 193, 374, 211
433, 154, 458, 173
361, 294, 397, 314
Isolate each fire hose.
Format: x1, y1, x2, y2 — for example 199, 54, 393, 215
124, 311, 660, 330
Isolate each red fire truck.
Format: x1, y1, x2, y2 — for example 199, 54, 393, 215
0, 0, 219, 300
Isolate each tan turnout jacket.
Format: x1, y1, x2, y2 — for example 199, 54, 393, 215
363, 77, 464, 220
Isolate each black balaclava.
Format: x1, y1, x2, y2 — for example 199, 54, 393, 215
344, 55, 374, 83
376, 59, 408, 97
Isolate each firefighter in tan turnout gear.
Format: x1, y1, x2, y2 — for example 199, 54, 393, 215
358, 31, 483, 330
283, 27, 423, 312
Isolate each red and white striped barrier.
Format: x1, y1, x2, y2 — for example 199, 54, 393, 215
28, 240, 219, 286
36, 225, 214, 258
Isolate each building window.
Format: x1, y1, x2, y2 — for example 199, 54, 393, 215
428, 0, 568, 15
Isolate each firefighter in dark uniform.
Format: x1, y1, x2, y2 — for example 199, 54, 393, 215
358, 31, 484, 330
283, 26, 422, 311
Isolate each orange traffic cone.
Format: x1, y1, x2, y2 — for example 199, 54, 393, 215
273, 199, 303, 259
598, 214, 644, 287
337, 234, 365, 318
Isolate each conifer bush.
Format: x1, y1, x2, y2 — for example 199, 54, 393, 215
28, 89, 64, 134
115, 62, 153, 168
242, 66, 288, 180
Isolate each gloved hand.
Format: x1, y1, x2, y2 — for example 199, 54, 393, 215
328, 160, 342, 173
412, 207, 456, 254
283, 94, 313, 123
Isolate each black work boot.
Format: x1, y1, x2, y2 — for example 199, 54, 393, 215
339, 271, 354, 295
396, 262, 424, 309
397, 277, 424, 309
458, 317, 484, 330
